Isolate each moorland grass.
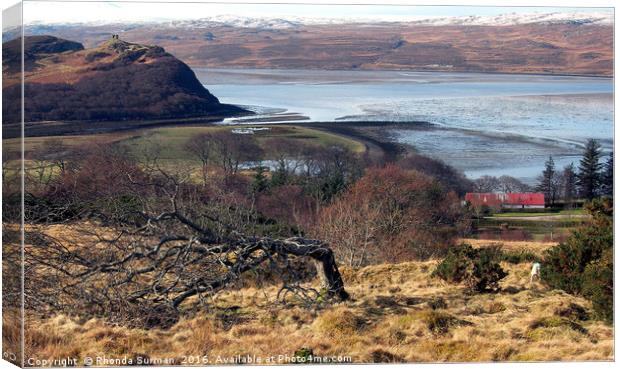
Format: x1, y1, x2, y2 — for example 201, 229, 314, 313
20, 235, 613, 364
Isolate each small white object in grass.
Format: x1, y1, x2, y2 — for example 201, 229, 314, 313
530, 262, 541, 283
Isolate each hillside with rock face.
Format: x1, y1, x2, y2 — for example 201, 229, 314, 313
2, 35, 247, 124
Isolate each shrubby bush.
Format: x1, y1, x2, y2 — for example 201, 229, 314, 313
542, 198, 613, 323
432, 243, 507, 292
501, 250, 541, 264
581, 249, 613, 322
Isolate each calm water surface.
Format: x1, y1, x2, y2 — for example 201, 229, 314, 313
197, 68, 613, 183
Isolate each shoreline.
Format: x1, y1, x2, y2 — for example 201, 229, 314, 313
4, 115, 416, 164
294, 121, 412, 162
193, 65, 614, 80
6, 117, 605, 184
1, 106, 252, 139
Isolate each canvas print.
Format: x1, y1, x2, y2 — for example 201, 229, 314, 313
1, 1, 614, 366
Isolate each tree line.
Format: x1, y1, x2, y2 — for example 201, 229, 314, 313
536, 139, 613, 207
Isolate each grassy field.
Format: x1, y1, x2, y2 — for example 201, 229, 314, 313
11, 232, 612, 365
122, 125, 366, 162
461, 239, 557, 257
5, 124, 365, 158
3, 132, 132, 154
4, 124, 367, 183
492, 209, 587, 218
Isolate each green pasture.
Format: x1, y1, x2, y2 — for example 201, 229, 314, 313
5, 124, 367, 183
118, 125, 365, 164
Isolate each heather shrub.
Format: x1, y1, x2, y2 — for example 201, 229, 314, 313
581, 249, 613, 323
432, 243, 507, 292
542, 198, 613, 323
501, 250, 541, 264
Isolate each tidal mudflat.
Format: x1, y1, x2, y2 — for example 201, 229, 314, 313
200, 68, 613, 182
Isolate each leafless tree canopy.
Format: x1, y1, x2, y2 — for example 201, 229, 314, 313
23, 148, 348, 328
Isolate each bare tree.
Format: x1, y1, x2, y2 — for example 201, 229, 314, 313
473, 175, 530, 194
314, 165, 466, 265
315, 190, 383, 267
184, 133, 215, 185
473, 175, 501, 192
210, 131, 263, 176
24, 138, 75, 192
266, 138, 304, 184
497, 175, 531, 193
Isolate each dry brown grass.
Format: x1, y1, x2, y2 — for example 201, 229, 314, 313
20, 240, 613, 365
460, 238, 558, 257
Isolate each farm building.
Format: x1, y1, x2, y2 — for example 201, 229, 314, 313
464, 192, 545, 209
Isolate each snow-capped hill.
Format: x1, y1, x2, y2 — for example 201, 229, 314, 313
168, 16, 302, 29
22, 11, 613, 29
163, 11, 612, 29
409, 12, 613, 26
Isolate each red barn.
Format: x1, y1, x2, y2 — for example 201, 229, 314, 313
465, 192, 545, 209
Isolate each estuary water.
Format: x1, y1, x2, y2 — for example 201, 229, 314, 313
196, 68, 613, 183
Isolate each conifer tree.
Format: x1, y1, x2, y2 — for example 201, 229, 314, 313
601, 151, 613, 197
251, 165, 269, 194
536, 156, 558, 206
577, 139, 602, 200
561, 163, 577, 208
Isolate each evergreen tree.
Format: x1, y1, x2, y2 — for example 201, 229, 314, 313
536, 156, 558, 206
601, 152, 613, 197
270, 163, 288, 187
561, 163, 577, 208
577, 139, 603, 200
251, 165, 269, 194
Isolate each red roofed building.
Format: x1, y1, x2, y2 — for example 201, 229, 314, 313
465, 192, 545, 209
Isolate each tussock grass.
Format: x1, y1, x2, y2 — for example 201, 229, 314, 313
313, 307, 366, 339
21, 241, 613, 364
461, 238, 556, 257
416, 310, 472, 335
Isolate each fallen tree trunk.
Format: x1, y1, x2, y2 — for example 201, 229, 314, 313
273, 237, 349, 301
169, 236, 349, 307
27, 225, 349, 328
24, 174, 349, 328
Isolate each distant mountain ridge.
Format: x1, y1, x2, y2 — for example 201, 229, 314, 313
164, 12, 614, 28
18, 11, 614, 29
14, 13, 613, 76
2, 35, 247, 124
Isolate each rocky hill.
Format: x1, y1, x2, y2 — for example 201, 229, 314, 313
2, 35, 247, 124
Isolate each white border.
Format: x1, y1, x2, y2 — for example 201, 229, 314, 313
0, 1, 617, 368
